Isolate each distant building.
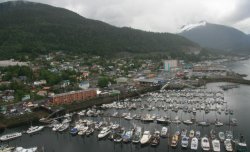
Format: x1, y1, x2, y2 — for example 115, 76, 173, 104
49, 89, 97, 105
163, 60, 179, 71
79, 81, 90, 90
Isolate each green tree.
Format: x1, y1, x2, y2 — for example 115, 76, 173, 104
97, 77, 109, 88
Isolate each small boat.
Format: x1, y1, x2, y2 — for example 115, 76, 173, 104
191, 137, 198, 150
0, 132, 22, 141
0, 145, 15, 152
230, 118, 237, 126
210, 129, 216, 139
235, 135, 248, 152
181, 129, 187, 137
189, 130, 195, 138
225, 131, 233, 140
181, 136, 189, 148
111, 124, 120, 130
150, 131, 160, 146
196, 131, 201, 139
70, 128, 78, 135
122, 130, 133, 143
140, 131, 151, 145
26, 126, 44, 134
224, 139, 233, 152
172, 116, 181, 124
156, 117, 167, 124
98, 127, 111, 139
183, 119, 193, 125
132, 127, 142, 143
171, 135, 179, 148
201, 137, 210, 151
114, 130, 124, 143
58, 123, 69, 132
212, 139, 221, 152
86, 128, 94, 136
13, 146, 37, 152
160, 127, 168, 138
198, 121, 210, 126
52, 123, 63, 131
78, 126, 88, 136
218, 132, 225, 142
124, 113, 133, 120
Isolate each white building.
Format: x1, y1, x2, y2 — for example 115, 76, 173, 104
163, 60, 179, 72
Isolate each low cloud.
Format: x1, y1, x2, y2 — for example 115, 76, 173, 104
1, 0, 250, 33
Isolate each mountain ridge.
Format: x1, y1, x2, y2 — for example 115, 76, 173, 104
0, 1, 201, 59
179, 22, 250, 53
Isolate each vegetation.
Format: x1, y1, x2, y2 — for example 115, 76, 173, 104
0, 1, 199, 59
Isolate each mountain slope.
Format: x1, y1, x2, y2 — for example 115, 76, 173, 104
0, 1, 199, 59
179, 21, 250, 53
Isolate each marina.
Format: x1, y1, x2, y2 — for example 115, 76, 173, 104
0, 83, 249, 152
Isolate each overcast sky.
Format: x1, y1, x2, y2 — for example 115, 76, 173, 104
2, 0, 250, 34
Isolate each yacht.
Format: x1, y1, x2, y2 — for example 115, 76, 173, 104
224, 139, 233, 152
26, 126, 44, 134
132, 127, 142, 143
191, 137, 198, 150
201, 137, 210, 151
181, 136, 189, 148
160, 127, 168, 138
0, 145, 15, 152
13, 147, 37, 152
140, 131, 151, 145
150, 131, 160, 146
98, 127, 111, 139
171, 134, 179, 148
212, 139, 221, 152
0, 132, 22, 141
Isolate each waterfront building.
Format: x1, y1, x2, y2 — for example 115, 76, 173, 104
49, 89, 97, 105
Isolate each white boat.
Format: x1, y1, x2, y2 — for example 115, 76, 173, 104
111, 124, 119, 130
212, 139, 221, 152
58, 123, 69, 132
13, 146, 37, 152
218, 132, 225, 142
26, 126, 44, 134
224, 139, 233, 152
0, 145, 15, 152
78, 126, 88, 135
201, 137, 210, 151
181, 136, 189, 148
140, 131, 151, 144
172, 116, 181, 124
191, 137, 198, 150
98, 127, 111, 139
160, 127, 168, 138
132, 127, 142, 143
52, 123, 63, 131
0, 132, 22, 141
183, 119, 193, 125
